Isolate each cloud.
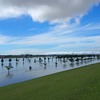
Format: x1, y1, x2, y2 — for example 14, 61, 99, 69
6, 48, 45, 55
0, 22, 100, 54
0, 0, 99, 22
0, 34, 11, 44
1, 23, 100, 46
0, 23, 100, 54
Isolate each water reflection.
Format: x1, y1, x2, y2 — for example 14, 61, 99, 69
44, 65, 47, 70
1, 63, 4, 67
63, 63, 67, 68
6, 72, 13, 79
16, 62, 18, 66
55, 62, 58, 67
75, 62, 80, 66
0, 57, 100, 87
23, 62, 24, 66
69, 62, 74, 67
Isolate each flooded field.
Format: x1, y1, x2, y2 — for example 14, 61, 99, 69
0, 56, 100, 87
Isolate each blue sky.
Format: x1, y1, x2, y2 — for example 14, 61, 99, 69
0, 0, 100, 54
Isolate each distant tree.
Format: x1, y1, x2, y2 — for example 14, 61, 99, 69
75, 58, 80, 62
44, 57, 46, 61
29, 66, 32, 70
23, 58, 24, 62
1, 58, 4, 63
16, 58, 19, 62
5, 65, 13, 73
69, 58, 74, 63
9, 58, 12, 63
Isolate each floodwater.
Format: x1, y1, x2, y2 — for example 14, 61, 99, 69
0, 57, 100, 87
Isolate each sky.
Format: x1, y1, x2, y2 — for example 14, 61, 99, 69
0, 0, 100, 55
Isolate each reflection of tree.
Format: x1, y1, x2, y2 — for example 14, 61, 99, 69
29, 59, 31, 63
55, 62, 57, 67
69, 62, 74, 67
63, 57, 67, 63
16, 62, 18, 66
34, 59, 36, 63
40, 63, 43, 67
5, 65, 13, 73
6, 72, 13, 79
1, 63, 4, 67
44, 63, 47, 69
44, 66, 47, 69
75, 62, 80, 66
23, 62, 24, 66
63, 63, 66, 68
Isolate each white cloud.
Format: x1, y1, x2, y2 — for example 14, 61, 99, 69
0, 20, 100, 55
85, 23, 100, 30
6, 48, 45, 55
0, 34, 11, 44
0, 23, 100, 46
0, 23, 100, 54
0, 0, 99, 22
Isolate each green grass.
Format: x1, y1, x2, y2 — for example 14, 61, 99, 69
0, 63, 100, 100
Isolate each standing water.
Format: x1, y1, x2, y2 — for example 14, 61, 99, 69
0, 57, 100, 87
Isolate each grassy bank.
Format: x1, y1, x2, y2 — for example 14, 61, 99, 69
0, 63, 100, 100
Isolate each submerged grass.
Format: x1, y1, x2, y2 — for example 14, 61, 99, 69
0, 63, 100, 100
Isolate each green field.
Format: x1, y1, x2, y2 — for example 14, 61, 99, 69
0, 63, 100, 100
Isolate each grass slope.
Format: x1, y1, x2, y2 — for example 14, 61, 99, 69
0, 63, 100, 100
